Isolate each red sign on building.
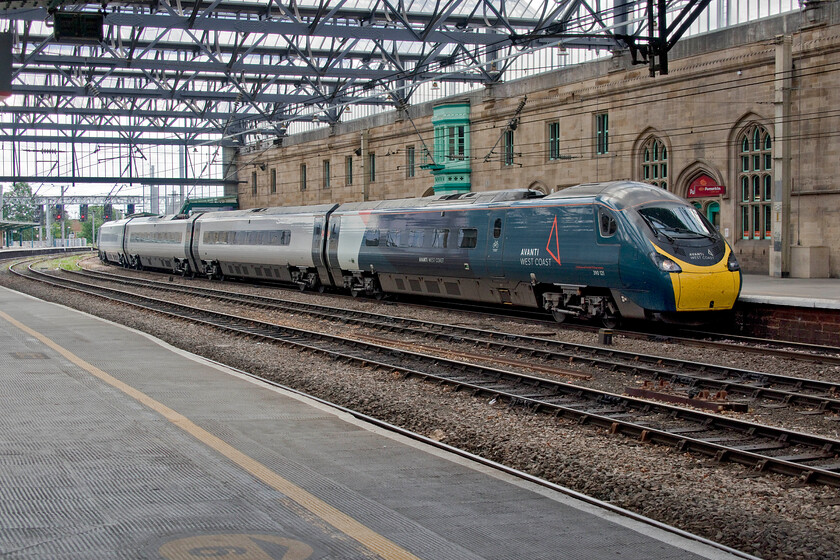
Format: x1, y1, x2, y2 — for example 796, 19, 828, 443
687, 174, 725, 198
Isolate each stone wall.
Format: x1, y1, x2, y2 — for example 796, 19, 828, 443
236, 3, 840, 277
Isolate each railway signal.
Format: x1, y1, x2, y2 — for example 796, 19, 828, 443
79, 204, 88, 222
53, 204, 63, 221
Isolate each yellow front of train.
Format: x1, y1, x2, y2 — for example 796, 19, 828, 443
652, 243, 742, 312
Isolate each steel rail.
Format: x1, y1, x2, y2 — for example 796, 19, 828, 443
77, 264, 840, 361
72, 267, 840, 413
15, 263, 840, 487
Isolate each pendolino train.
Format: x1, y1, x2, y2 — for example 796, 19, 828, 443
98, 181, 742, 325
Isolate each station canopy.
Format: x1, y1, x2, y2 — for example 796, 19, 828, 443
4, 1, 728, 142
0, 0, 774, 194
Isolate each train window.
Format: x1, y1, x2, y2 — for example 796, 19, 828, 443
386, 230, 401, 247
281, 230, 291, 245
247, 231, 259, 245
493, 218, 502, 239
599, 210, 617, 238
270, 231, 281, 245
260, 231, 272, 245
458, 228, 478, 249
364, 229, 380, 246
408, 230, 425, 248
432, 228, 449, 248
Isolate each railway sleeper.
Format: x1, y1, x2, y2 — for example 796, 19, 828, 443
513, 392, 554, 400
732, 442, 789, 453
665, 425, 710, 435
581, 406, 627, 415
774, 452, 835, 462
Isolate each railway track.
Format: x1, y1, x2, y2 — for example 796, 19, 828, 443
70, 265, 840, 414
417, 296, 840, 363
13, 260, 840, 487
77, 257, 840, 363
385, 286, 840, 360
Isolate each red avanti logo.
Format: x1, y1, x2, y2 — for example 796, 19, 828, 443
545, 215, 562, 266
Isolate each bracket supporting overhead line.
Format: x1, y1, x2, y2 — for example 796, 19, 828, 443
616, 0, 713, 77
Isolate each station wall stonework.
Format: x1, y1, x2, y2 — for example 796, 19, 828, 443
237, 4, 840, 277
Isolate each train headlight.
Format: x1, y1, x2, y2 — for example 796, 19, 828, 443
652, 253, 682, 273
727, 252, 740, 271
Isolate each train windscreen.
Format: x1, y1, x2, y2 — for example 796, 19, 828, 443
637, 203, 717, 241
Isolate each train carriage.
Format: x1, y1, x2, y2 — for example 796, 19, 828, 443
97, 217, 133, 266
326, 190, 541, 300
99, 181, 741, 325
123, 214, 198, 274
193, 205, 338, 289
328, 181, 741, 324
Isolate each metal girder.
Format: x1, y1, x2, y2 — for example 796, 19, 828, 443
615, 0, 713, 76
0, 134, 236, 145
0, 176, 235, 186
0, 0, 717, 185
0, 121, 214, 135
4, 195, 146, 204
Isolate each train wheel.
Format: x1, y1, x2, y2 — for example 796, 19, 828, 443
317, 284, 326, 293
551, 308, 567, 323
601, 314, 619, 329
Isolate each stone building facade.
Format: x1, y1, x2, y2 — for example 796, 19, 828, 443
237, 3, 840, 277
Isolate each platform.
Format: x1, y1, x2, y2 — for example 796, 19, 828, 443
0, 286, 750, 560
740, 274, 840, 310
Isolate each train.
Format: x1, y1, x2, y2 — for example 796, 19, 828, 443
98, 181, 742, 326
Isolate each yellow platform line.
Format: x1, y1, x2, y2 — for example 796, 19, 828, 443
0, 309, 423, 560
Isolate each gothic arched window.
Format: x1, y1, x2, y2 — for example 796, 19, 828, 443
737, 124, 772, 240
641, 137, 668, 190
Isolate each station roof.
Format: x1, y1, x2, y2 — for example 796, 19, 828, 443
0, 219, 39, 232
0, 0, 773, 191
0, 0, 700, 147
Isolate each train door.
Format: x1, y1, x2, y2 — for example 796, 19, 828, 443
595, 207, 621, 286
486, 210, 506, 278
187, 215, 203, 275
313, 213, 336, 287
325, 213, 342, 280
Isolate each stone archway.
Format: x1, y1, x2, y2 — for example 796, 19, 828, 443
527, 180, 549, 195
676, 164, 726, 233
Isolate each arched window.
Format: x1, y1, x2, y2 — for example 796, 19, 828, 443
641, 137, 668, 190
737, 124, 772, 240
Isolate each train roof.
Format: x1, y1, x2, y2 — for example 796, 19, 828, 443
98, 217, 133, 228
545, 181, 687, 209
121, 213, 197, 226
334, 189, 544, 213
196, 204, 339, 221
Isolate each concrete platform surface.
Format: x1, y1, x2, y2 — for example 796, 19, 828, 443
740, 274, 840, 309
0, 286, 749, 560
